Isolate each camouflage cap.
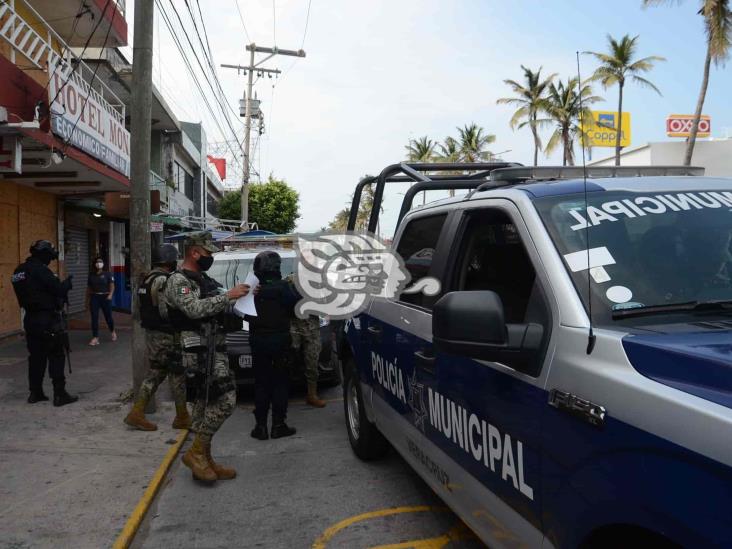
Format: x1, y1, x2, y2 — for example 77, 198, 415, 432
183, 231, 219, 253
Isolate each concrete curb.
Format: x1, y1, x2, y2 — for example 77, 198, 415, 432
112, 429, 189, 549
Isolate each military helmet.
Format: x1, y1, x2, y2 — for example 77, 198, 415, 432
153, 243, 178, 265
30, 240, 59, 259
254, 250, 282, 275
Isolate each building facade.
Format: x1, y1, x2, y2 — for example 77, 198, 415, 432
589, 139, 732, 177
0, 0, 129, 336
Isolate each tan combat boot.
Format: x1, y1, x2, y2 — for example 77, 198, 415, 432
306, 382, 326, 408
124, 401, 158, 431
172, 403, 191, 430
182, 435, 217, 483
206, 444, 237, 480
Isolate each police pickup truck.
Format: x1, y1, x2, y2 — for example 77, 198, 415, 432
339, 163, 732, 548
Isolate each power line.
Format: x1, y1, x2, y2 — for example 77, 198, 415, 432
61, 1, 117, 154
166, 0, 244, 143
301, 0, 312, 49
272, 0, 277, 44
45, 0, 112, 114
185, 0, 244, 127
167, 0, 240, 130
156, 0, 243, 171
232, 0, 251, 44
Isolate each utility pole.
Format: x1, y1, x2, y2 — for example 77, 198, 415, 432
129, 0, 154, 408
222, 44, 306, 228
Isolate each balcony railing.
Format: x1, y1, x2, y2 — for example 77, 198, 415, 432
0, 0, 125, 120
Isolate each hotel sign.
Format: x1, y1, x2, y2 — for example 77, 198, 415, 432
48, 65, 131, 178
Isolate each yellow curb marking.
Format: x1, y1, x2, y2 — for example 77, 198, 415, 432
112, 429, 189, 549
312, 505, 477, 549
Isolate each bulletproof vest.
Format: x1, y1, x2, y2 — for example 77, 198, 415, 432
12, 258, 61, 313
167, 270, 222, 332
138, 271, 173, 333
250, 279, 293, 334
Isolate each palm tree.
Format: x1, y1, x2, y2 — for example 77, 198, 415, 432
541, 78, 602, 166
456, 123, 496, 162
586, 34, 665, 166
644, 1, 731, 165
437, 136, 461, 163
405, 136, 436, 162
496, 66, 556, 165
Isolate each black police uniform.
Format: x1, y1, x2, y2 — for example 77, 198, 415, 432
12, 242, 78, 405
247, 252, 300, 439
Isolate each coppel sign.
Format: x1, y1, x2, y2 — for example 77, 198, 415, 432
48, 64, 131, 178
587, 111, 631, 148
667, 115, 711, 138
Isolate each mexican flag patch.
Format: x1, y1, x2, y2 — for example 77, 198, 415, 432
179, 287, 191, 295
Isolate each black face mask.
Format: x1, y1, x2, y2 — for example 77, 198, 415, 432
196, 255, 214, 271
33, 251, 56, 266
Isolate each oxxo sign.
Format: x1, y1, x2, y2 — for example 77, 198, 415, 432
48, 63, 131, 177
666, 114, 711, 138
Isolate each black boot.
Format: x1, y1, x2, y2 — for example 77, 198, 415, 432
271, 422, 296, 439
53, 389, 79, 407
250, 423, 269, 440
28, 389, 49, 404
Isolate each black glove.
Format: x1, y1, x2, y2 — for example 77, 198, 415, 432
64, 275, 73, 291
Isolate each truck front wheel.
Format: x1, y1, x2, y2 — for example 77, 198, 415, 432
344, 359, 389, 461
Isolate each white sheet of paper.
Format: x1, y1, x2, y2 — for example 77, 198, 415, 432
233, 272, 259, 317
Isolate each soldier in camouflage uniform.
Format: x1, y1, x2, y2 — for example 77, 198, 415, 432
124, 244, 189, 432
164, 232, 251, 483
290, 313, 326, 408
286, 270, 326, 408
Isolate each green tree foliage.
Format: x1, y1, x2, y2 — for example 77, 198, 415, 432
328, 180, 379, 232
497, 66, 556, 166
540, 78, 602, 166
644, 0, 731, 164
405, 136, 436, 162
585, 34, 664, 165
218, 175, 300, 234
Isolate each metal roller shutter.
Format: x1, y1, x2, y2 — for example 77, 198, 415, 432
65, 227, 90, 314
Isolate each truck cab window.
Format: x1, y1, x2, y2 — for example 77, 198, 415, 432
395, 214, 447, 308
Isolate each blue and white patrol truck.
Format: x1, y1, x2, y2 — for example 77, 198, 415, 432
339, 163, 732, 548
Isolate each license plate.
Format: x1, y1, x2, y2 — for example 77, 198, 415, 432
238, 355, 252, 368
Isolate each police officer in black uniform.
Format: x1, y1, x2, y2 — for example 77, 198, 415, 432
248, 251, 300, 440
12, 240, 78, 406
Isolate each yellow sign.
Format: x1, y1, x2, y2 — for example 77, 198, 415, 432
587, 111, 631, 148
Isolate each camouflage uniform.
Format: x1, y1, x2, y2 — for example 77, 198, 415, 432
290, 316, 321, 384
164, 269, 235, 438
136, 269, 186, 408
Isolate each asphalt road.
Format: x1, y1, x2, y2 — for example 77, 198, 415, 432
134, 386, 487, 549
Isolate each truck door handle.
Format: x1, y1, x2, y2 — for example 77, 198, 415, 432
414, 350, 435, 373
367, 326, 382, 335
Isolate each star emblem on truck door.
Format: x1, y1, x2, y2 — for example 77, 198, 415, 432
408, 368, 428, 433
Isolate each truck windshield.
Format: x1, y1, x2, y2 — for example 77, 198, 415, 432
534, 189, 732, 323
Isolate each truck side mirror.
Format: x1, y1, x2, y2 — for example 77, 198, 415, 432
433, 291, 543, 368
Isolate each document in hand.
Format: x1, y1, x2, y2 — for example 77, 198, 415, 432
234, 272, 259, 317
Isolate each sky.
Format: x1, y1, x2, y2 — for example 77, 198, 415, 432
124, 0, 732, 233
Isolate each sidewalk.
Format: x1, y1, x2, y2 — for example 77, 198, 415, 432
0, 327, 182, 549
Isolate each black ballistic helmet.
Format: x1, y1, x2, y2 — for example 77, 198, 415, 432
30, 240, 59, 260
254, 250, 282, 277
153, 243, 179, 265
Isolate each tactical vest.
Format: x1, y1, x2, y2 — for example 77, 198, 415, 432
167, 270, 221, 332
138, 271, 173, 333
